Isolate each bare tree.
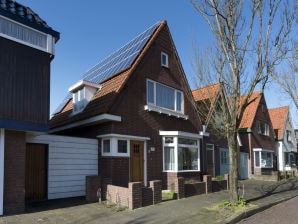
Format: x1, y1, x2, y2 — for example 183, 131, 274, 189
190, 0, 297, 205
272, 45, 298, 109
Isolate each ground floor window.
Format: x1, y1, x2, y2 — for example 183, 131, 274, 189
254, 149, 273, 168
160, 131, 201, 172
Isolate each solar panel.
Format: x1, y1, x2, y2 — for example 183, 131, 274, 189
53, 21, 160, 114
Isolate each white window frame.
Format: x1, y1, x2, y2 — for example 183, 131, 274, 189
145, 79, 188, 119
253, 148, 273, 168
160, 131, 201, 172
72, 88, 86, 113
258, 121, 269, 136
161, 52, 168, 67
99, 134, 150, 157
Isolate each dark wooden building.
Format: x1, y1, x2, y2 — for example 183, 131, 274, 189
0, 0, 59, 214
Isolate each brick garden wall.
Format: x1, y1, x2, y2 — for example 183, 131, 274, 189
103, 180, 162, 209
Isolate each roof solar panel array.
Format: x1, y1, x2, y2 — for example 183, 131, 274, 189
53, 21, 160, 114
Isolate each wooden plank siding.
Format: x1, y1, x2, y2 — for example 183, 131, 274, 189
0, 37, 51, 126
26, 133, 98, 200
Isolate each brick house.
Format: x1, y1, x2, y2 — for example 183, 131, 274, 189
192, 83, 229, 177
0, 0, 59, 214
238, 91, 276, 178
269, 106, 298, 171
50, 21, 203, 190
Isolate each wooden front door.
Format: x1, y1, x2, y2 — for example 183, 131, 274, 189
130, 141, 144, 183
25, 143, 47, 201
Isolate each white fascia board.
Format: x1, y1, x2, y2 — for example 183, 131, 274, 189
0, 128, 4, 215
50, 114, 121, 133
253, 148, 275, 152
97, 133, 150, 141
68, 80, 101, 93
159, 130, 203, 139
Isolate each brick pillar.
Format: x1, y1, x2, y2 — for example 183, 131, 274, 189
224, 174, 229, 190
86, 176, 101, 202
101, 178, 112, 201
128, 182, 142, 209
150, 180, 162, 204
4, 130, 26, 214
203, 175, 212, 194
175, 177, 185, 199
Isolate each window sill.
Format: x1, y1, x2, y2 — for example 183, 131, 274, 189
144, 104, 188, 120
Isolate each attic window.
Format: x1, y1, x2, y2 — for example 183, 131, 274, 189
258, 121, 269, 136
161, 52, 168, 67
68, 80, 101, 114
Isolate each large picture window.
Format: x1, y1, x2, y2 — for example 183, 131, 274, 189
161, 131, 201, 172
254, 150, 273, 168
147, 80, 183, 113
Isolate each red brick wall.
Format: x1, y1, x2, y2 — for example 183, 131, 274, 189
4, 130, 26, 214
100, 157, 129, 187
104, 180, 162, 209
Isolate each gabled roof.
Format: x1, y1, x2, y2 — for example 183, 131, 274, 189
192, 83, 221, 125
268, 106, 289, 140
0, 0, 59, 39
50, 21, 166, 129
192, 83, 221, 102
239, 91, 263, 129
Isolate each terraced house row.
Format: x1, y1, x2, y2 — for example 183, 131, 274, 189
0, 0, 297, 215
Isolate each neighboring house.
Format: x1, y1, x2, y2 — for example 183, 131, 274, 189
269, 106, 297, 171
192, 83, 229, 177
0, 0, 59, 214
238, 91, 276, 179
50, 21, 203, 190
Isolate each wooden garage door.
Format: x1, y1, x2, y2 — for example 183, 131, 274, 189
25, 143, 47, 201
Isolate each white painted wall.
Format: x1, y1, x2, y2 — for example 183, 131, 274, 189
26, 133, 98, 200
0, 129, 4, 215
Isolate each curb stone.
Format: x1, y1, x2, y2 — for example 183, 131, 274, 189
224, 195, 296, 224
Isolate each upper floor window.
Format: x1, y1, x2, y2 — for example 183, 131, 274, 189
286, 130, 292, 142
69, 80, 101, 114
161, 52, 168, 67
0, 15, 55, 54
258, 121, 269, 136
73, 88, 86, 112
147, 80, 183, 113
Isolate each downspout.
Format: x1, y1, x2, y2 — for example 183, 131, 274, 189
0, 129, 5, 215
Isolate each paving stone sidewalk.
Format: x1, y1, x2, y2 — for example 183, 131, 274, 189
0, 179, 297, 224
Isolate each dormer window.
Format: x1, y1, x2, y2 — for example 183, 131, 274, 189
69, 80, 101, 114
161, 52, 168, 67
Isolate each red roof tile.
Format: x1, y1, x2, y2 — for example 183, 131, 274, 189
239, 91, 263, 129
268, 106, 289, 140
192, 83, 220, 102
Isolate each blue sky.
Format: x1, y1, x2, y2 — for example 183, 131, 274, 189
17, 0, 296, 126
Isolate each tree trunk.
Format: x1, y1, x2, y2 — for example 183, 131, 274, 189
227, 130, 239, 205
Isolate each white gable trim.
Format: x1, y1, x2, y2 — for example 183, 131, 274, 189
97, 133, 150, 141
0, 129, 4, 215
50, 113, 121, 133
159, 130, 203, 139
